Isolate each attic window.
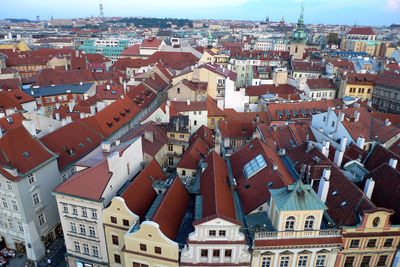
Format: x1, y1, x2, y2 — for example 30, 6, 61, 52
243, 154, 267, 179
79, 143, 84, 147
124, 108, 130, 114
114, 117, 120, 122
340, 201, 348, 207
332, 190, 338, 196
120, 112, 126, 117
267, 181, 274, 187
86, 138, 92, 142
111, 90, 117, 95
22, 152, 30, 157
106, 122, 113, 128
6, 117, 13, 124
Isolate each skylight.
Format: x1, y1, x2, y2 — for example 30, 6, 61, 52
243, 154, 267, 179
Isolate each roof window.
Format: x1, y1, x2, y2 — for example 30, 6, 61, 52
243, 154, 267, 179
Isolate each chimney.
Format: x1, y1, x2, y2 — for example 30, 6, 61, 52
338, 111, 345, 122
75, 50, 79, 57
363, 178, 375, 199
106, 85, 111, 90
357, 136, 365, 149
66, 116, 72, 124
61, 119, 67, 126
175, 118, 179, 132
115, 140, 120, 146
55, 113, 60, 121
80, 112, 85, 119
354, 111, 360, 122
389, 158, 398, 169
90, 105, 96, 116
68, 101, 75, 112
144, 130, 154, 143
334, 149, 344, 167
101, 142, 111, 153
339, 137, 347, 152
56, 102, 60, 109
306, 141, 314, 153
0, 127, 2, 138
123, 81, 127, 93
273, 163, 278, 171
321, 141, 330, 158
385, 118, 391, 126
318, 169, 331, 203
187, 98, 190, 105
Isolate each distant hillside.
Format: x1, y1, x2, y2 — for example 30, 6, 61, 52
115, 17, 192, 28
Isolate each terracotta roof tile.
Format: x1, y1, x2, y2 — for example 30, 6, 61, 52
120, 159, 166, 218
151, 177, 190, 240
348, 27, 376, 35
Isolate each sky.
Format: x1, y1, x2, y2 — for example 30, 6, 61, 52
1, 0, 400, 26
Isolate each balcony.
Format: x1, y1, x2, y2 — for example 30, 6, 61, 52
255, 229, 341, 240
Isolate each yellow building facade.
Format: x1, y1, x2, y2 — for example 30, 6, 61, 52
335, 208, 400, 267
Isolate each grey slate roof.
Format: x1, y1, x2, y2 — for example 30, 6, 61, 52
23, 83, 94, 98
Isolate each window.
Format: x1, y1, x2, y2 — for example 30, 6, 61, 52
82, 208, 87, 217
18, 222, 24, 232
367, 239, 376, 248
92, 246, 99, 257
177, 87, 180, 94
344, 256, 354, 267
350, 239, 359, 248
201, 249, 208, 257
323, 116, 326, 122
38, 213, 45, 226
373, 217, 380, 227
211, 118, 215, 125
112, 235, 119, 245
154, 246, 161, 254
384, 238, 393, 247
315, 255, 326, 267
28, 173, 35, 184
213, 249, 220, 257
219, 230, 226, 236
1, 198, 7, 209
74, 241, 80, 252
123, 219, 129, 227
361, 256, 371, 267
6, 181, 12, 190
83, 243, 89, 254
180, 134, 184, 139
70, 222, 76, 233
111, 216, 117, 224
91, 209, 97, 219
89, 226, 95, 237
377, 255, 388, 266
168, 144, 173, 151
140, 243, 147, 251
331, 121, 335, 128
243, 154, 267, 178
224, 249, 232, 258
194, 120, 197, 126
304, 216, 314, 230
63, 204, 68, 213
209, 230, 216, 236
11, 200, 18, 211
8, 219, 14, 229
261, 257, 271, 267
285, 216, 295, 231
114, 254, 121, 263
168, 157, 174, 166
231, 140, 236, 147
297, 255, 308, 267
279, 256, 290, 267
79, 224, 86, 235
72, 206, 78, 215
170, 133, 175, 138
32, 193, 40, 206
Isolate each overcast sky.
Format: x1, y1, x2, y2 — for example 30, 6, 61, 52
1, 0, 400, 26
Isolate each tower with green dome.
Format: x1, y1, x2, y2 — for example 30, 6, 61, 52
290, 2, 307, 60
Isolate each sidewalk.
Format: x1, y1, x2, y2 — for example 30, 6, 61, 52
9, 237, 67, 267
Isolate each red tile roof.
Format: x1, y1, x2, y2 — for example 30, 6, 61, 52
0, 78, 21, 89
306, 78, 336, 90
177, 137, 209, 170
229, 138, 294, 214
219, 120, 256, 139
121, 44, 141, 56
148, 51, 198, 71
199, 151, 238, 222
6, 56, 49, 66
287, 143, 375, 226
365, 144, 400, 172
190, 125, 214, 148
245, 84, 300, 97
32, 68, 95, 87
223, 109, 269, 123
348, 27, 376, 35
345, 73, 378, 85
0, 125, 56, 178
207, 98, 225, 117
53, 159, 111, 200
375, 72, 400, 89
151, 177, 190, 240
291, 60, 325, 73
171, 101, 207, 112
199, 63, 237, 81
120, 159, 166, 218
95, 84, 125, 101
0, 90, 35, 112
40, 120, 104, 170
0, 112, 24, 133
111, 57, 151, 71
141, 37, 163, 48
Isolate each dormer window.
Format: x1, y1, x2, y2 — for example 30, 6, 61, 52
304, 216, 315, 230
285, 216, 295, 231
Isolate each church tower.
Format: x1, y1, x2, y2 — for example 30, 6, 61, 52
290, 2, 307, 60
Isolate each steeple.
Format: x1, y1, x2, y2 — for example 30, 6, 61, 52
291, 2, 307, 43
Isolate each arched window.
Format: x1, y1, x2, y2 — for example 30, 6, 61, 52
304, 216, 315, 230
285, 216, 295, 231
